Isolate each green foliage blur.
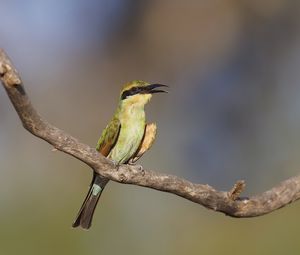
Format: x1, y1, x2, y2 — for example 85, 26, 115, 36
1, 1, 300, 254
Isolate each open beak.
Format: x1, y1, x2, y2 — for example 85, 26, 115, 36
146, 84, 169, 94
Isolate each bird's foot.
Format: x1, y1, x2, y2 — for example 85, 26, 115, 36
129, 163, 145, 175
127, 160, 143, 169
133, 164, 143, 171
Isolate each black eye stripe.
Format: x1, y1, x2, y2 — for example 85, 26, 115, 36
121, 86, 144, 100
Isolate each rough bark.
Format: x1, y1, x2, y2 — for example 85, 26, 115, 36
1, 49, 299, 218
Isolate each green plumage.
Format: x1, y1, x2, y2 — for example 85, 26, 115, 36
72, 80, 167, 229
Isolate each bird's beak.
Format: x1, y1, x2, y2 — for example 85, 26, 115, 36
146, 84, 169, 94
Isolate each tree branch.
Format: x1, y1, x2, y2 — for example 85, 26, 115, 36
1, 48, 300, 218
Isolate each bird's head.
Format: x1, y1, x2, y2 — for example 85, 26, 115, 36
119, 80, 168, 107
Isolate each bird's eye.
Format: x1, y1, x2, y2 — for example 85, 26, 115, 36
121, 89, 135, 99
121, 87, 142, 100
121, 90, 130, 100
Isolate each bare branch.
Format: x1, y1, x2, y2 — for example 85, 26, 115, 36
228, 180, 246, 201
1, 49, 300, 218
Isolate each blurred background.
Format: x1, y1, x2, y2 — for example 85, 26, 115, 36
1, 0, 300, 254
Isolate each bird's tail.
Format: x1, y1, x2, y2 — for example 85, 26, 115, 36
72, 173, 109, 230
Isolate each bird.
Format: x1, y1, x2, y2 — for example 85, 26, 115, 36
72, 80, 168, 229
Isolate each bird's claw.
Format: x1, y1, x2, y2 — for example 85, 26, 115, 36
127, 160, 143, 170
127, 160, 136, 165
130, 164, 145, 176
133, 164, 143, 171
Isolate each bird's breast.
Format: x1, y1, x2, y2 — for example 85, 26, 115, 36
108, 108, 146, 164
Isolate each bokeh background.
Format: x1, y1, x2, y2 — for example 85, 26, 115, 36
1, 1, 300, 254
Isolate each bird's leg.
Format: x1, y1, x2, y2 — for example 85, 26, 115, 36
128, 159, 142, 168
127, 160, 136, 166
127, 160, 144, 174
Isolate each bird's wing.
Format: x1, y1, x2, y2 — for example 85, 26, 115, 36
129, 123, 157, 163
96, 117, 121, 156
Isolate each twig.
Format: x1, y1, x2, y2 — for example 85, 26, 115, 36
1, 48, 300, 218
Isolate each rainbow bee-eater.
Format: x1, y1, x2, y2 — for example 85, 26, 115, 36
72, 80, 168, 229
